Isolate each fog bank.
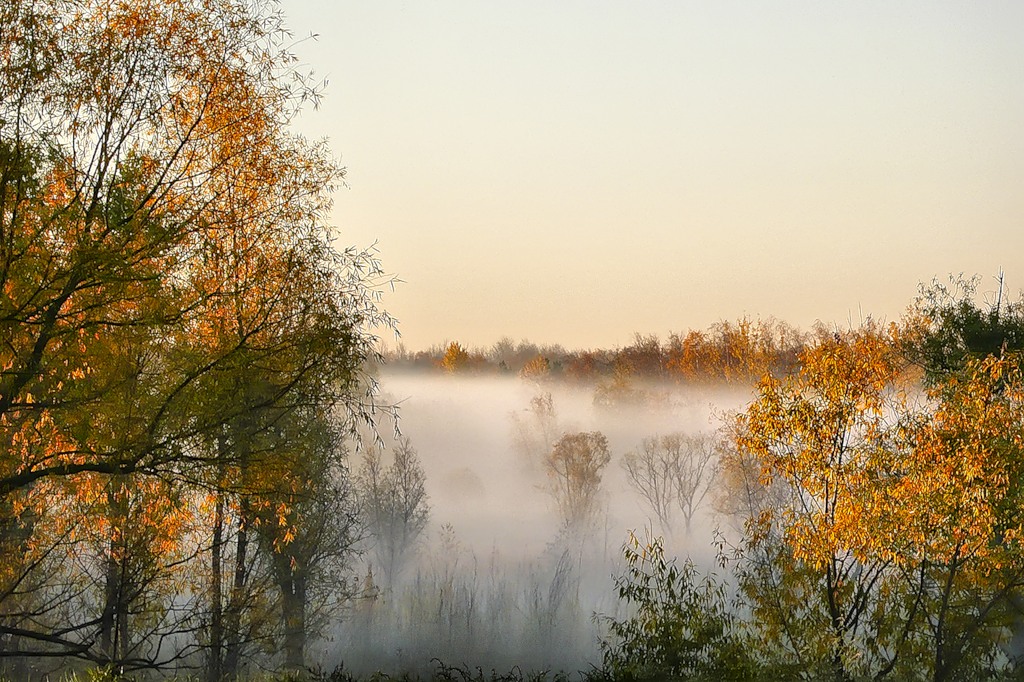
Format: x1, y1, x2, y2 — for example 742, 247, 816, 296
323, 371, 754, 674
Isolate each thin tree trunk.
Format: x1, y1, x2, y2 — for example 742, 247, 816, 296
116, 558, 130, 666
100, 549, 117, 661
224, 509, 249, 677
208, 492, 224, 682
100, 485, 122, 665
224, 418, 252, 678
281, 568, 306, 671
117, 524, 136, 666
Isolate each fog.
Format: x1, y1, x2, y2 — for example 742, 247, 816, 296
321, 371, 754, 675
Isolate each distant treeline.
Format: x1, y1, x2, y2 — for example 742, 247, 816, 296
385, 317, 826, 384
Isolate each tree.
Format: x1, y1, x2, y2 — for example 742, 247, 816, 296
731, 323, 1024, 680
892, 274, 1024, 678
664, 317, 806, 384
510, 392, 559, 469
519, 355, 552, 381
859, 355, 1024, 681
440, 342, 471, 373
600, 530, 756, 681
357, 438, 430, 589
623, 438, 678, 533
0, 0, 393, 672
713, 423, 791, 532
900, 273, 1024, 384
672, 433, 718, 533
252, 408, 360, 673
617, 333, 666, 379
545, 431, 611, 529
733, 326, 909, 680
90, 475, 192, 671
624, 432, 719, 535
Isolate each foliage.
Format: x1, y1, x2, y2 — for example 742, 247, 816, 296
545, 432, 611, 529
730, 326, 915, 679
712, 421, 791, 529
606, 330, 1024, 681
731, 321, 1024, 680
440, 343, 473, 373
386, 318, 808, 385
864, 355, 1024, 681
0, 0, 393, 673
900, 274, 1024, 384
519, 355, 552, 381
251, 408, 362, 671
599, 531, 756, 681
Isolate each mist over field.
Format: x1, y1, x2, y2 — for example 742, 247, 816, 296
320, 370, 753, 674
378, 371, 751, 553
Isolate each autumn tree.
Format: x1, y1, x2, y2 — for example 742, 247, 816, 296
562, 349, 612, 383
729, 321, 1024, 680
440, 342, 471, 373
665, 330, 720, 383
664, 317, 805, 383
857, 355, 1024, 680
604, 294, 1024, 679
732, 326, 910, 680
545, 431, 611, 529
617, 333, 666, 379
519, 355, 552, 381
202, 219, 396, 677
191, 152, 382, 680
249, 407, 360, 673
0, 0, 392, 673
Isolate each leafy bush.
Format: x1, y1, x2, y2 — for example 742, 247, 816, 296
598, 531, 757, 681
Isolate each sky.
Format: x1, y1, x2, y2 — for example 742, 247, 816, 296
280, 1, 1024, 352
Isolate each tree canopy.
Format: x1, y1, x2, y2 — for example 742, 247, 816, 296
0, 0, 393, 675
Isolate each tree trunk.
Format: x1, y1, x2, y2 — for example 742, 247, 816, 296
101, 485, 126, 667
224, 509, 249, 678
100, 549, 117, 662
224, 417, 252, 679
281, 568, 306, 672
116, 563, 130, 666
208, 492, 224, 682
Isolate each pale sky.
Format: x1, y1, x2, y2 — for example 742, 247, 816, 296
281, 1, 1024, 352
